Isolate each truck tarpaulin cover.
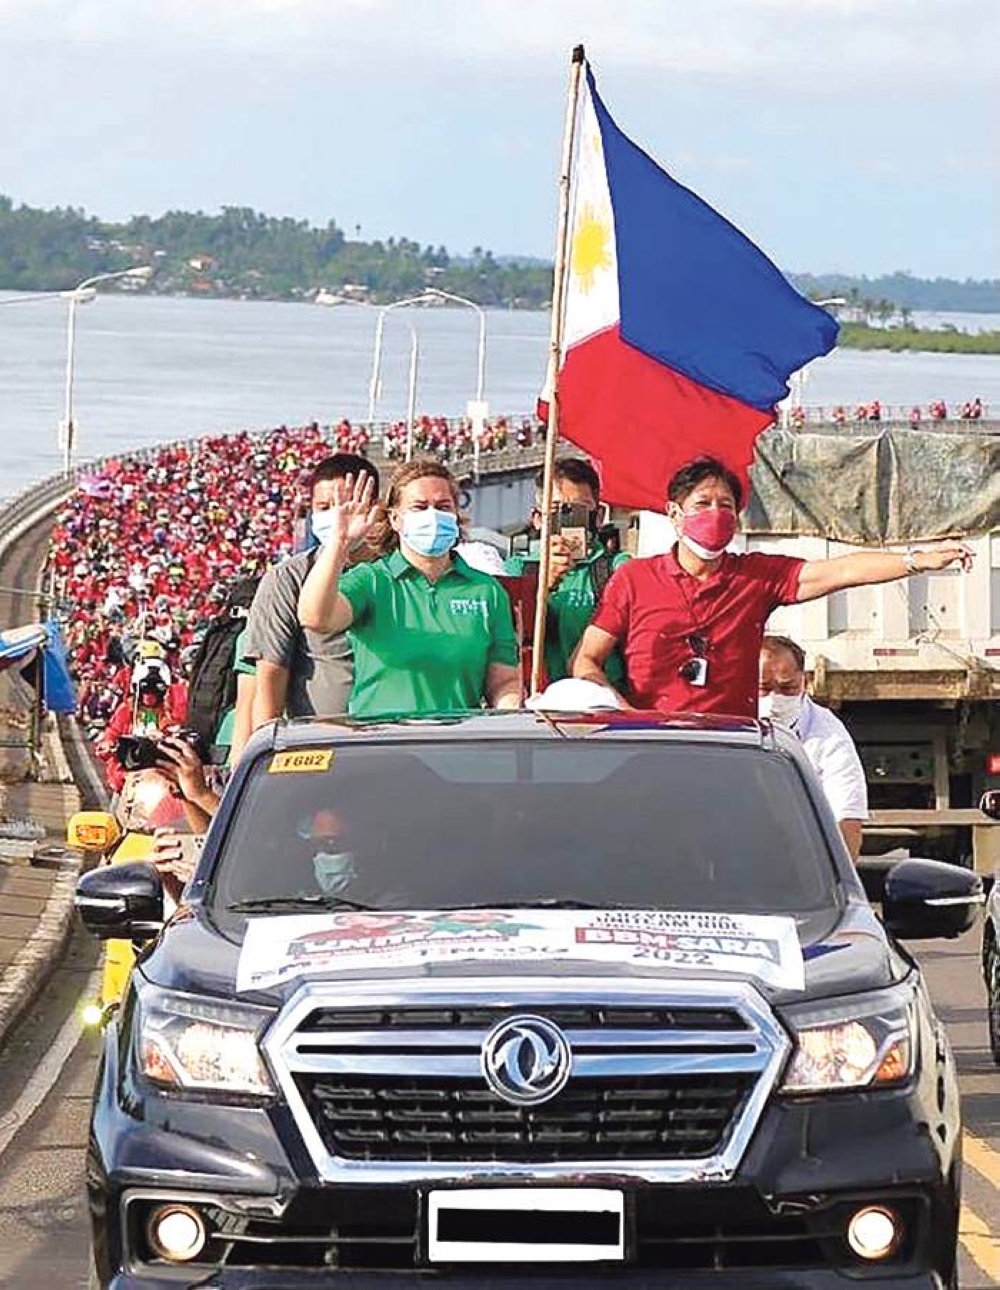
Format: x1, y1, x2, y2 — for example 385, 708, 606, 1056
746, 427, 1000, 543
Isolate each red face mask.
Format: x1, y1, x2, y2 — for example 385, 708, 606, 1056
680, 508, 737, 559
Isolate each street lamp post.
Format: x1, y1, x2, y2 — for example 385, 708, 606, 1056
0, 288, 97, 307
367, 295, 429, 459
60, 266, 152, 476
312, 293, 376, 444
422, 287, 486, 403
422, 287, 488, 475
404, 324, 420, 461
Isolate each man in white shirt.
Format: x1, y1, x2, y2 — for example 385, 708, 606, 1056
759, 635, 869, 860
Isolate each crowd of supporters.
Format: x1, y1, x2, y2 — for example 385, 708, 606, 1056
382, 414, 542, 460
46, 417, 544, 735
789, 398, 989, 428
43, 394, 989, 743
322, 414, 542, 460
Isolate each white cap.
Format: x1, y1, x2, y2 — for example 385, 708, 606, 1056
526, 678, 623, 712
455, 541, 506, 576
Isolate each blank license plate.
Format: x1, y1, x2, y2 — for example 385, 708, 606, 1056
427, 1188, 625, 1263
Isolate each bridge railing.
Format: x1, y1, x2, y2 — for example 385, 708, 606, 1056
0, 474, 76, 542
784, 405, 994, 428
6, 405, 995, 519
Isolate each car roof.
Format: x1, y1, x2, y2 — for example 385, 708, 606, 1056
267, 709, 781, 752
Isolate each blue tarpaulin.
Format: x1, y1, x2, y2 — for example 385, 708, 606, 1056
0, 623, 47, 668
0, 619, 76, 713
42, 619, 77, 714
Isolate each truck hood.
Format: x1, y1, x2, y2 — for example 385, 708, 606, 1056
141, 901, 900, 1010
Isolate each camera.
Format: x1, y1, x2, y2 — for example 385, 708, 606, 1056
175, 727, 209, 761
554, 502, 593, 562
508, 503, 598, 563
114, 735, 162, 772
114, 728, 208, 772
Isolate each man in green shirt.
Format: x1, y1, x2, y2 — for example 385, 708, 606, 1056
504, 458, 629, 687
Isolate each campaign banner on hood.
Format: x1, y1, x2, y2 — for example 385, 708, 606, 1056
236, 908, 804, 994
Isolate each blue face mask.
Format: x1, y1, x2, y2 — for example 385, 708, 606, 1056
401, 508, 459, 558
313, 851, 356, 896
310, 510, 336, 548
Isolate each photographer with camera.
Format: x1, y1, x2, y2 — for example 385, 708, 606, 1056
95, 653, 186, 793
153, 732, 220, 834
504, 458, 630, 687
147, 733, 222, 901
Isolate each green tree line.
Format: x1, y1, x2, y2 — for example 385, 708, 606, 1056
839, 322, 1000, 354
0, 196, 552, 306
794, 271, 1000, 314
1, 195, 998, 315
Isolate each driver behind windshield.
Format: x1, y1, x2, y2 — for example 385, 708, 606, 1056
297, 808, 357, 897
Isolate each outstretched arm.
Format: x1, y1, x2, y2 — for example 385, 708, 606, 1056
796, 544, 973, 603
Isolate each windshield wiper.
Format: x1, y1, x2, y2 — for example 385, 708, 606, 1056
226, 895, 375, 913
436, 899, 631, 911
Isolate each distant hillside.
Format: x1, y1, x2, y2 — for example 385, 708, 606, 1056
0, 197, 551, 307
1, 195, 997, 313
791, 271, 1000, 314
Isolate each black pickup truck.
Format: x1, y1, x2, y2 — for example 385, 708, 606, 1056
76, 710, 982, 1288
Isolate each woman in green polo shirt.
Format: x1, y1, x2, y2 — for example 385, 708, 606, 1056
297, 460, 522, 718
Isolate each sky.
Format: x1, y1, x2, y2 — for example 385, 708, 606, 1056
1, 0, 997, 279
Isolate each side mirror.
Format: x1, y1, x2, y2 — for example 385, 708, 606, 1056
854, 855, 897, 905
75, 862, 164, 940
882, 857, 984, 941
981, 790, 1000, 822
67, 810, 121, 852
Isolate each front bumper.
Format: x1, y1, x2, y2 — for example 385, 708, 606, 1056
90, 1032, 959, 1288
93, 1134, 957, 1288
106, 1269, 949, 1289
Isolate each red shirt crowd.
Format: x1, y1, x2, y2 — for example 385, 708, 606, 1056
49, 423, 338, 733
382, 415, 541, 460
823, 398, 987, 426
46, 416, 545, 733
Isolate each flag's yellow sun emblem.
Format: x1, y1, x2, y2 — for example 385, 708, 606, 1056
571, 204, 612, 293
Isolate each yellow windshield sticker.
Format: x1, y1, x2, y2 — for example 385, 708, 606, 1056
268, 749, 334, 774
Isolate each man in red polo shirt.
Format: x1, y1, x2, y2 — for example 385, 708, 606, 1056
572, 456, 973, 718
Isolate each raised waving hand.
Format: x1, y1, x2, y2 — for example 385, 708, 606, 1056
323, 472, 379, 551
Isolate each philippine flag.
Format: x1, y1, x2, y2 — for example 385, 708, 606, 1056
552, 66, 839, 511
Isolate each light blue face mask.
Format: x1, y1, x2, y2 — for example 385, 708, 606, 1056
310, 510, 337, 548
313, 851, 356, 896
401, 508, 459, 558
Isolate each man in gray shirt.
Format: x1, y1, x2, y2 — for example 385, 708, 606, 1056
244, 453, 380, 728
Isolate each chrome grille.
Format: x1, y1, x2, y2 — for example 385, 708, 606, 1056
265, 977, 789, 1185
300, 1005, 750, 1033
299, 1072, 753, 1162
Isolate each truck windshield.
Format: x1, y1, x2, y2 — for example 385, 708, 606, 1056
209, 740, 837, 917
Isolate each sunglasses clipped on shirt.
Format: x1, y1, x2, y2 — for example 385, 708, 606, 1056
678, 633, 710, 687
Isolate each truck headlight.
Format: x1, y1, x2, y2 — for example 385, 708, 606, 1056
136, 984, 275, 1096
780, 985, 915, 1093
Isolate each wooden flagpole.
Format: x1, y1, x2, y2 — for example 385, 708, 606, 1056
530, 43, 586, 696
